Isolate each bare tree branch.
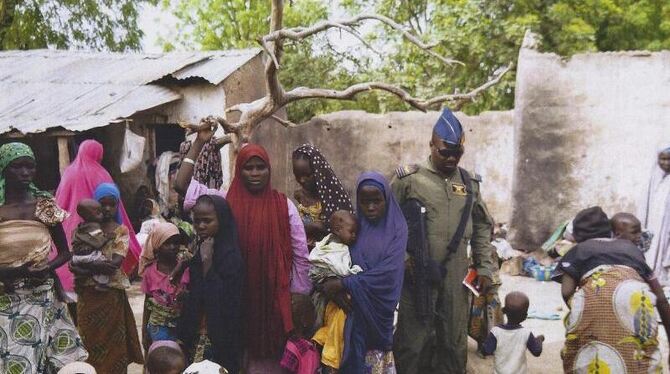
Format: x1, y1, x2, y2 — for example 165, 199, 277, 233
329, 22, 381, 56
259, 12, 464, 71
215, 134, 233, 148
191, 0, 508, 153
264, 0, 285, 104
284, 82, 429, 111
423, 64, 513, 109
272, 115, 298, 128
283, 63, 512, 112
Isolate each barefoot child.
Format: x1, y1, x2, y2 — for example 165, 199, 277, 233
310, 210, 362, 371
71, 199, 112, 291
482, 291, 544, 374
140, 222, 190, 344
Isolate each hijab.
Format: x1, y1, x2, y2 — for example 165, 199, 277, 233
55, 140, 141, 291
641, 146, 670, 227
0, 142, 51, 205
292, 144, 353, 220
572, 206, 612, 243
225, 144, 293, 359
340, 172, 408, 374
179, 138, 224, 190
94, 183, 124, 224
178, 195, 244, 374
138, 222, 180, 275
639, 146, 670, 272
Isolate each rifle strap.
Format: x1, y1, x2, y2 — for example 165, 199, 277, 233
441, 167, 474, 271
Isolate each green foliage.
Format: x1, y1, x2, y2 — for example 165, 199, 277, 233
167, 0, 670, 121
340, 0, 670, 115
542, 0, 670, 55
0, 0, 155, 51
167, 0, 365, 121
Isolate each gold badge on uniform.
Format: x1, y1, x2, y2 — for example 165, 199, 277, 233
452, 183, 467, 196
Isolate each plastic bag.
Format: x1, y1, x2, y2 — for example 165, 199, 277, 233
120, 127, 145, 173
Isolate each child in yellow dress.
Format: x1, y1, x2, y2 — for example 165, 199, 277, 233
310, 210, 362, 371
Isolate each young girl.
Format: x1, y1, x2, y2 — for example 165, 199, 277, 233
178, 195, 244, 374
72, 182, 144, 372
140, 222, 190, 345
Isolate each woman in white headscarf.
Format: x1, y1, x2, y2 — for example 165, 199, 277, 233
640, 146, 670, 285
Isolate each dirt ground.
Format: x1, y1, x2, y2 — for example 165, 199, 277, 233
126, 274, 670, 374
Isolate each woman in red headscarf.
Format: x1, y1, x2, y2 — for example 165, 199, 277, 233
175, 130, 312, 373
55, 140, 141, 297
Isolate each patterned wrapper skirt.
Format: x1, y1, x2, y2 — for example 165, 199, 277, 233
0, 278, 88, 373
76, 287, 143, 373
364, 350, 396, 374
468, 289, 504, 347
562, 265, 662, 373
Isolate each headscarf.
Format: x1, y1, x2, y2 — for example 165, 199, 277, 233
641, 146, 670, 227
138, 222, 180, 275
572, 206, 612, 243
55, 140, 141, 291
340, 172, 408, 374
0, 142, 51, 205
178, 195, 244, 374
179, 139, 223, 190
292, 144, 353, 220
639, 145, 670, 271
433, 107, 465, 146
225, 144, 293, 359
94, 183, 124, 224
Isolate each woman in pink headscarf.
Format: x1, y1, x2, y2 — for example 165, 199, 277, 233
55, 139, 141, 295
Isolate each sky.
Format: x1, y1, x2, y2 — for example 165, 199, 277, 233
138, 3, 179, 53
137, 2, 375, 54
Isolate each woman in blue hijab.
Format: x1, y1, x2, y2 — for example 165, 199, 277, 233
322, 172, 408, 374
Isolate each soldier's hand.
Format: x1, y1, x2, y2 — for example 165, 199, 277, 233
476, 275, 492, 293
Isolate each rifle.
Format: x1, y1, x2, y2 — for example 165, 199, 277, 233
401, 199, 439, 323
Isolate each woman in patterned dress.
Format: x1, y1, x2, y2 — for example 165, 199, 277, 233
554, 206, 670, 373
292, 144, 353, 249
0, 142, 88, 373
70, 183, 144, 373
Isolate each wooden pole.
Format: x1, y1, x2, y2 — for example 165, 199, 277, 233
57, 137, 70, 175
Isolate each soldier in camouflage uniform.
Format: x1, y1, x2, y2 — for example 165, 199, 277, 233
392, 108, 497, 374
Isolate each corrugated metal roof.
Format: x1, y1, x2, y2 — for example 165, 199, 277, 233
0, 48, 261, 135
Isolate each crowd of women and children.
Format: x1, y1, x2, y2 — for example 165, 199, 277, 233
0, 107, 669, 374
